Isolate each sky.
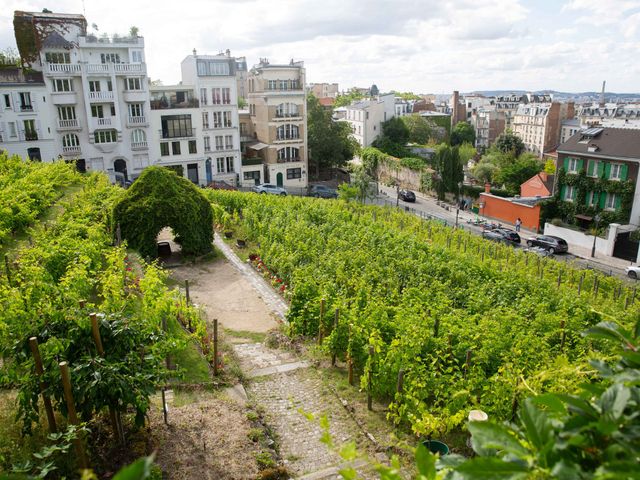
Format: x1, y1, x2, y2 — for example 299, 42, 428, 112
2, 0, 640, 94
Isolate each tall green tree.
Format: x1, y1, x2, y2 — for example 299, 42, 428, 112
450, 121, 476, 146
495, 128, 526, 157
372, 117, 410, 157
433, 144, 463, 200
494, 153, 543, 195
307, 94, 359, 177
401, 114, 435, 144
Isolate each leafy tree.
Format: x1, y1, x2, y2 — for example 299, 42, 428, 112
370, 84, 379, 96
373, 117, 410, 157
401, 114, 435, 144
349, 166, 374, 203
495, 128, 526, 157
544, 158, 557, 174
129, 26, 139, 37
307, 94, 359, 176
494, 154, 543, 195
334, 90, 366, 107
457, 142, 477, 164
471, 161, 498, 184
433, 144, 463, 200
392, 91, 421, 101
450, 122, 476, 146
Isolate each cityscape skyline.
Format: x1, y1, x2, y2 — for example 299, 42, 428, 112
1, 0, 640, 94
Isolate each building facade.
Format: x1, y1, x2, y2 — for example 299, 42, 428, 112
244, 60, 308, 189
340, 94, 395, 147
577, 103, 640, 129
512, 101, 574, 157
309, 82, 339, 99
471, 108, 506, 149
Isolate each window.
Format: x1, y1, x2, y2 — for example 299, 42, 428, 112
110, 105, 116, 116
196, 60, 230, 76
161, 115, 193, 138
100, 53, 120, 64
226, 157, 234, 172
204, 136, 211, 152
567, 158, 579, 173
224, 135, 233, 150
131, 129, 146, 144
216, 157, 225, 173
45, 52, 70, 63
131, 51, 143, 63
27, 147, 41, 161
93, 129, 117, 143
3, 94, 10, 108
276, 103, 299, 117
125, 78, 142, 91
160, 142, 170, 156
244, 170, 260, 181
268, 80, 277, 90
223, 111, 232, 127
610, 163, 623, 180
200, 88, 207, 105
89, 81, 101, 92
172, 141, 181, 155
52, 79, 73, 92
563, 185, 575, 202
287, 167, 302, 179
62, 133, 80, 147
276, 124, 299, 140
189, 140, 197, 154
58, 106, 76, 120
277, 146, 299, 161
213, 112, 222, 128
19, 92, 32, 111
8, 122, 17, 138
587, 159, 600, 178
222, 88, 231, 104
201, 112, 208, 129
212, 88, 222, 105
107, 80, 113, 92
605, 193, 619, 210
128, 103, 143, 117
215, 136, 224, 151
23, 120, 37, 140
587, 191, 599, 207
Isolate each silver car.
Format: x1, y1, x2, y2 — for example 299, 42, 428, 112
252, 184, 287, 195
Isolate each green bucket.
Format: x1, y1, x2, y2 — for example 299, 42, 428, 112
422, 440, 450, 456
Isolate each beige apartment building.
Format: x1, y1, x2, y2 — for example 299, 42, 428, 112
512, 101, 574, 157
243, 59, 308, 189
309, 82, 339, 99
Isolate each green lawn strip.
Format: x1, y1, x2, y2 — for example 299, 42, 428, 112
166, 314, 212, 384
224, 328, 267, 343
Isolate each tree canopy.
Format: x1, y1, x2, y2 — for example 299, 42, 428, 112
307, 94, 359, 175
433, 144, 463, 200
495, 128, 526, 157
112, 167, 213, 258
450, 121, 476, 146
334, 90, 366, 107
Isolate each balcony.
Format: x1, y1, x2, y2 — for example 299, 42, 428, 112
276, 157, 301, 163
51, 92, 77, 105
86, 64, 110, 74
62, 146, 81, 155
131, 141, 148, 150
89, 91, 114, 102
158, 128, 196, 139
150, 96, 199, 110
122, 90, 147, 103
242, 157, 263, 166
57, 119, 80, 130
20, 104, 34, 112
45, 63, 82, 75
114, 63, 146, 74
127, 116, 147, 126
97, 118, 113, 126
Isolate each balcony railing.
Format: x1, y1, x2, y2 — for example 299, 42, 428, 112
62, 146, 81, 154
20, 104, 34, 112
89, 91, 114, 101
275, 113, 301, 119
45, 62, 146, 76
86, 64, 110, 74
97, 118, 112, 126
150, 98, 199, 110
127, 116, 147, 125
131, 141, 148, 150
58, 119, 80, 129
79, 35, 143, 46
276, 157, 300, 163
45, 63, 82, 74
276, 135, 300, 141
159, 128, 196, 139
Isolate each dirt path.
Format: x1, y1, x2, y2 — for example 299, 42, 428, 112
166, 234, 378, 479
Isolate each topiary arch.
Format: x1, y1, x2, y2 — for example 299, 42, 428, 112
113, 166, 213, 258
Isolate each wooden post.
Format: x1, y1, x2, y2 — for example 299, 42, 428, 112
578, 273, 584, 295
510, 378, 520, 422
557, 272, 562, 288
185, 280, 190, 305
213, 319, 219, 376
79, 299, 86, 310
560, 320, 566, 353
633, 287, 637, 304
59, 362, 88, 469
433, 317, 440, 338
90, 313, 104, 356
594, 276, 599, 298
318, 298, 325, 345
625, 295, 630, 310
115, 223, 122, 246
331, 308, 339, 367
4, 254, 11, 287
396, 369, 405, 394
347, 323, 354, 386
28, 337, 57, 433
367, 346, 374, 411
464, 350, 472, 379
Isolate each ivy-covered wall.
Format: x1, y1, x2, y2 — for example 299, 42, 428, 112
551, 155, 635, 226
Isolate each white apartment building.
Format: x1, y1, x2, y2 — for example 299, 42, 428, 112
341, 94, 395, 147
1, 11, 153, 184
395, 98, 414, 117
578, 103, 640, 129
244, 60, 308, 189
560, 118, 581, 144
512, 101, 574, 157
471, 108, 506, 149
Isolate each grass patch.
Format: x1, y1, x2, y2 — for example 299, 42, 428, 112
224, 329, 267, 343
166, 315, 212, 384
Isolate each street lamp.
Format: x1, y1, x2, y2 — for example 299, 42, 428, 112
456, 181, 462, 228
591, 214, 601, 258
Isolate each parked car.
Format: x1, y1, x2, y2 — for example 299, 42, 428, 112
398, 189, 416, 202
207, 180, 237, 191
481, 229, 505, 243
525, 235, 569, 254
309, 184, 338, 198
494, 228, 521, 245
625, 265, 640, 279
252, 184, 287, 195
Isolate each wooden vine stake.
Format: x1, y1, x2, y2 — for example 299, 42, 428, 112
433, 317, 440, 338
4, 254, 11, 287
367, 346, 374, 411
560, 320, 566, 353
185, 280, 192, 330
396, 368, 405, 394
318, 298, 325, 345
347, 323, 354, 386
578, 273, 584, 295
464, 350, 472, 380
28, 337, 57, 433
59, 362, 88, 469
331, 308, 339, 367
510, 377, 520, 422
115, 223, 122, 246
213, 319, 219, 376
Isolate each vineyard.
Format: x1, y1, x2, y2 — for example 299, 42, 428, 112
0, 163, 211, 476
207, 190, 637, 439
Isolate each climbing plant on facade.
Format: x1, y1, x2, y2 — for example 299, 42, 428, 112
112, 167, 213, 258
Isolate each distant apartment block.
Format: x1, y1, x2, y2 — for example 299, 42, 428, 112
244, 59, 308, 189
340, 94, 395, 147
471, 108, 506, 149
512, 101, 574, 157
310, 82, 338, 99
577, 103, 640, 129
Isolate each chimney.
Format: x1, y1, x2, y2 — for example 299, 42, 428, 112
225, 49, 230, 57
484, 182, 491, 193
192, 48, 197, 57
452, 90, 459, 129
599, 80, 606, 107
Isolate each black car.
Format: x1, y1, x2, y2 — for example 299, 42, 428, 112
309, 184, 338, 198
494, 228, 521, 245
525, 235, 569, 254
398, 189, 416, 202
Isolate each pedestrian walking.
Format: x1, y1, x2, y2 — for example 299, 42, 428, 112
515, 217, 522, 232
